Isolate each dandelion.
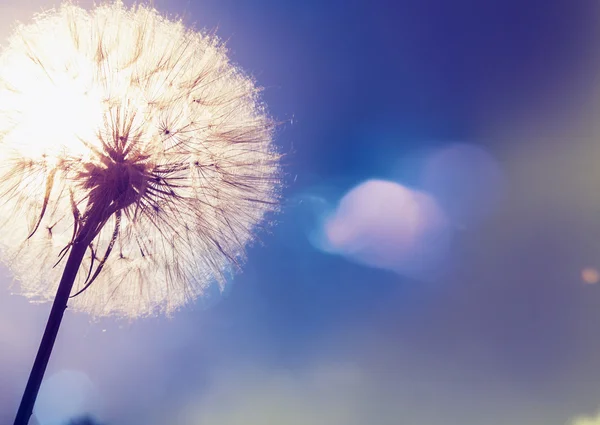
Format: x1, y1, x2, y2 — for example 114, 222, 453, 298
0, 2, 280, 423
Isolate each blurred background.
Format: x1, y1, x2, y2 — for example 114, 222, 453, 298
3, 0, 600, 424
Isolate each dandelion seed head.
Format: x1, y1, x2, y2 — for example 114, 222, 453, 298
0, 2, 281, 317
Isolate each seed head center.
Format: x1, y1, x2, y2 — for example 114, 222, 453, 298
83, 155, 149, 211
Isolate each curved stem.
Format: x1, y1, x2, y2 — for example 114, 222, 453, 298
13, 200, 110, 425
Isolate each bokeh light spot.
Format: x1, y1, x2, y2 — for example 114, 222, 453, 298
421, 143, 505, 227
322, 179, 451, 279
582, 267, 600, 284
34, 370, 99, 425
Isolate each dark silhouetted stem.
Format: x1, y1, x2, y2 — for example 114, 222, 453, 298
14, 201, 108, 425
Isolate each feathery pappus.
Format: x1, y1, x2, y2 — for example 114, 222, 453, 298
0, 1, 281, 318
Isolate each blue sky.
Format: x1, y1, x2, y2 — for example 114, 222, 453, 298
3, 0, 600, 424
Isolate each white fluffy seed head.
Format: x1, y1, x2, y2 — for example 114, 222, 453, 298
0, 2, 281, 318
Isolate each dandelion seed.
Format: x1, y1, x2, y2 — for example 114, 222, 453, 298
0, 2, 281, 318
0, 3, 281, 423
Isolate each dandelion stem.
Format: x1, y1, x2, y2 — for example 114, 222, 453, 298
14, 200, 110, 425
